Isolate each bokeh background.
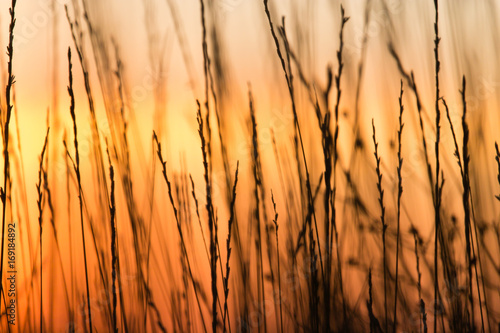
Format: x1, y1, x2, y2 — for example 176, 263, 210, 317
1, 0, 500, 331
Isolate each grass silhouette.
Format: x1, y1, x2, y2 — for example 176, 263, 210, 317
0, 0, 499, 332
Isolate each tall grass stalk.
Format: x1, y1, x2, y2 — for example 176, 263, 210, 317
496, 143, 500, 199
62, 135, 77, 333
459, 77, 487, 332
223, 162, 239, 333
262, 4, 326, 294
153, 131, 208, 333
106, 145, 118, 333
442, 92, 481, 331
248, 86, 268, 333
188, 172, 227, 330
460, 77, 474, 331
331, 7, 349, 326
198, 3, 247, 325
388, 45, 435, 202
353, 0, 372, 130
65, 3, 109, 220
195, 100, 218, 332
432, 1, 442, 330
421, 299, 428, 333
281, 18, 324, 278
271, 191, 283, 333
411, 228, 423, 332
442, 98, 463, 177
36, 127, 49, 332
371, 119, 387, 333
42, 141, 72, 326
196, 3, 222, 329
0, 0, 17, 317
189, 175, 210, 262
367, 268, 381, 333
67, 47, 93, 333
393, 81, 404, 332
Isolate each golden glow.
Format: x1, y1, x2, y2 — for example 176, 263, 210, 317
0, 0, 499, 331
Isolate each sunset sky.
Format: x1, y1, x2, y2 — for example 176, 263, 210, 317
1, 0, 500, 331
5, 0, 499, 226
